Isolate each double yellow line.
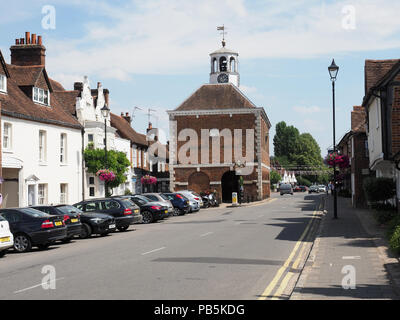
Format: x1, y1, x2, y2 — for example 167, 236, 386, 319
258, 198, 324, 300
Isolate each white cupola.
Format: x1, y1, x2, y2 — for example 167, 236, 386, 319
209, 39, 239, 87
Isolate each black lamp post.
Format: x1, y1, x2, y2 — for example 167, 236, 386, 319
101, 104, 110, 197
328, 59, 339, 219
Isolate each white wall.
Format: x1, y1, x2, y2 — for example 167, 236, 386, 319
1, 116, 82, 207
367, 97, 384, 169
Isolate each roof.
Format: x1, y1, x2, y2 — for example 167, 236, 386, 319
0, 51, 10, 78
210, 47, 238, 55
174, 83, 257, 111
0, 58, 81, 129
52, 90, 80, 116
110, 113, 148, 147
7, 64, 53, 91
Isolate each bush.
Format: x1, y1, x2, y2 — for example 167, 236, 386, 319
363, 177, 396, 204
389, 225, 400, 254
373, 210, 397, 225
387, 215, 400, 239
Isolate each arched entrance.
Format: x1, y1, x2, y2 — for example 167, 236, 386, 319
221, 171, 239, 203
188, 172, 210, 194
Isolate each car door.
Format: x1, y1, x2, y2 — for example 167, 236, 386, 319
0, 210, 23, 234
100, 200, 122, 217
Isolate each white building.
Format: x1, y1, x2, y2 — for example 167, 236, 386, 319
0, 34, 83, 207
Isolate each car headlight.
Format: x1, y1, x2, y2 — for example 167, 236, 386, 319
90, 218, 105, 224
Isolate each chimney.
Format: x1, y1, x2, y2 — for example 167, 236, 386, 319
147, 122, 159, 142
74, 82, 83, 92
122, 112, 131, 124
104, 89, 109, 106
10, 32, 46, 66
351, 106, 366, 132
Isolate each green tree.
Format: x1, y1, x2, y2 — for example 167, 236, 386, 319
270, 170, 281, 185
273, 121, 300, 161
83, 148, 131, 192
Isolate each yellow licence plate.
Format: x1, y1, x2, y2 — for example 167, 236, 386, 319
164, 210, 168, 213
71, 219, 78, 223
134, 209, 139, 213
55, 221, 63, 226
0, 237, 10, 243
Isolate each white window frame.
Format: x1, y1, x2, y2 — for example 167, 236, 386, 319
60, 183, 68, 204
3, 122, 12, 150
143, 150, 147, 167
33, 87, 50, 105
39, 130, 47, 163
60, 133, 67, 164
138, 148, 142, 167
0, 74, 7, 93
132, 146, 137, 167
38, 184, 48, 205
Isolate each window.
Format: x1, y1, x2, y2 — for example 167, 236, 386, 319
132, 147, 137, 167
138, 149, 142, 167
85, 202, 100, 212
60, 133, 67, 163
33, 87, 50, 105
144, 151, 147, 167
102, 201, 120, 210
89, 187, 95, 197
39, 130, 47, 162
0, 74, 7, 93
219, 56, 227, 72
3, 123, 12, 150
60, 184, 68, 204
376, 99, 380, 129
38, 184, 48, 205
88, 134, 94, 143
89, 177, 95, 185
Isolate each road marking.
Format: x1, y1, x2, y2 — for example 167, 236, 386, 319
200, 232, 213, 237
14, 278, 65, 294
271, 272, 294, 300
141, 247, 166, 255
342, 256, 361, 260
258, 200, 322, 300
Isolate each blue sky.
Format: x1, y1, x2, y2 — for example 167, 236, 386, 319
1, 0, 400, 156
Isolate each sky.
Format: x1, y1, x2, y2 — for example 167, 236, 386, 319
1, 0, 400, 156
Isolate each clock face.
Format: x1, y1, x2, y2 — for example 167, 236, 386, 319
217, 73, 229, 83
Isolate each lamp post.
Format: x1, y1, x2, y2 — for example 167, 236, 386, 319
101, 104, 110, 197
328, 59, 339, 219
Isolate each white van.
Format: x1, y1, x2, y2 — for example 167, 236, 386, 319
0, 215, 14, 258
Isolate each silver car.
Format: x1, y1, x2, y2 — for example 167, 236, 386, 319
142, 193, 174, 216
178, 191, 201, 213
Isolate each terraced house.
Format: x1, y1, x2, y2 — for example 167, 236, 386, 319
0, 33, 83, 207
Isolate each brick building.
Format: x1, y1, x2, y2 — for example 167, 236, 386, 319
337, 106, 370, 208
168, 41, 271, 202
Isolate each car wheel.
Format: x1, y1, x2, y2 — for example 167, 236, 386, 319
61, 237, 72, 244
0, 250, 7, 258
37, 243, 50, 250
142, 211, 153, 224
117, 226, 129, 232
79, 223, 92, 239
173, 208, 180, 216
14, 234, 32, 253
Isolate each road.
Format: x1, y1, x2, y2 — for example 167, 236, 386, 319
0, 193, 324, 300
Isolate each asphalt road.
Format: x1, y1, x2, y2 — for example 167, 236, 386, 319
0, 192, 323, 300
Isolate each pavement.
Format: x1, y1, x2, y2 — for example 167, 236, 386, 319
0, 192, 323, 300
291, 195, 400, 300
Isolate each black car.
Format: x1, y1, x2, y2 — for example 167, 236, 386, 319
122, 195, 168, 224
54, 205, 116, 238
73, 197, 142, 231
162, 193, 190, 215
0, 207, 67, 253
31, 205, 82, 242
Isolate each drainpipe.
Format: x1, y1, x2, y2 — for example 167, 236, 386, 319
81, 127, 85, 201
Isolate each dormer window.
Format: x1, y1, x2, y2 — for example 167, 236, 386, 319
33, 87, 50, 105
0, 74, 6, 93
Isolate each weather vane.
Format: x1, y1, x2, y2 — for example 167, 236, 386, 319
217, 25, 227, 47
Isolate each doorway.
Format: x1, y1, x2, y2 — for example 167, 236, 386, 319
221, 171, 239, 203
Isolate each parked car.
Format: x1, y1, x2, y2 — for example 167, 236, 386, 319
308, 185, 319, 194
125, 195, 168, 224
0, 215, 14, 258
293, 186, 302, 192
142, 193, 174, 217
73, 197, 142, 232
318, 185, 327, 193
163, 193, 190, 215
54, 205, 116, 238
178, 191, 201, 213
0, 207, 67, 253
280, 183, 293, 196
299, 186, 308, 192
31, 205, 82, 243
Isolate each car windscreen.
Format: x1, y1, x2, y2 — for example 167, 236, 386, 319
19, 208, 52, 218
160, 194, 169, 200
132, 196, 149, 205
120, 199, 135, 207
280, 184, 291, 189
56, 205, 83, 215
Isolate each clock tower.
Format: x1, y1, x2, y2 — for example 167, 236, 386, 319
209, 39, 239, 87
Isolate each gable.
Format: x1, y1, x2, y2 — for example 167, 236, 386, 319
0, 50, 10, 78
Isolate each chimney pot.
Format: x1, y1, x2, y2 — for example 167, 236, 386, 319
126, 112, 129, 116
25, 32, 30, 44
32, 34, 37, 44
16, 39, 19, 45
148, 122, 152, 129
20, 38, 24, 45
38, 36, 42, 45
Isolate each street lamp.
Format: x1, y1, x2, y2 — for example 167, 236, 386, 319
101, 104, 110, 197
328, 59, 339, 219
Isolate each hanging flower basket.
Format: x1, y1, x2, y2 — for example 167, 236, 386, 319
325, 152, 350, 169
141, 175, 157, 185
96, 169, 116, 182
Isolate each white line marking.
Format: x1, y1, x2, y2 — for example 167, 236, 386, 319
14, 278, 65, 294
342, 256, 361, 260
200, 232, 213, 237
141, 247, 166, 255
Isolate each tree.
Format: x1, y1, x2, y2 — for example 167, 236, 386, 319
273, 121, 300, 161
83, 148, 131, 191
270, 170, 281, 185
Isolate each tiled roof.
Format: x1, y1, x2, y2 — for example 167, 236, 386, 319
7, 64, 52, 91
351, 106, 366, 133
52, 90, 80, 116
364, 59, 399, 94
0, 58, 81, 129
110, 113, 148, 147
174, 83, 257, 111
